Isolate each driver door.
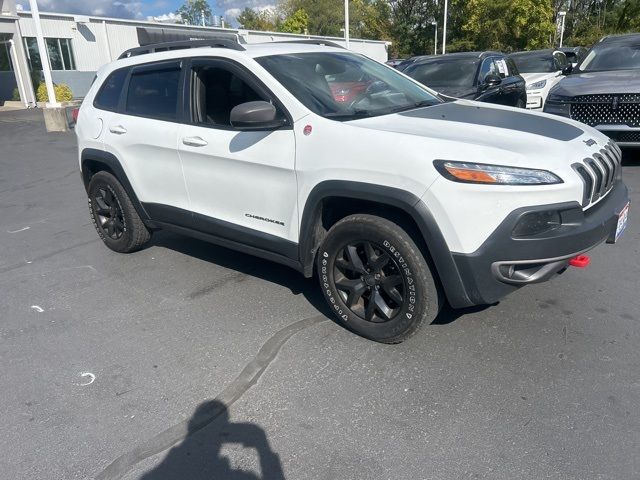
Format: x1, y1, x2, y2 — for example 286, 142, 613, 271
177, 58, 299, 249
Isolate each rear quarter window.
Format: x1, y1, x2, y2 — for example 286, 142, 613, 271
93, 67, 129, 112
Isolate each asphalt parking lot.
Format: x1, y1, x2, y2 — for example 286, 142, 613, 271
1, 108, 639, 480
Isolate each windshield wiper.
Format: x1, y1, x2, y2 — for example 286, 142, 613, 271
325, 109, 373, 120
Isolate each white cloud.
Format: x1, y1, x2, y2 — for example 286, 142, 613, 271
151, 11, 182, 23
223, 2, 276, 23
15, 0, 145, 18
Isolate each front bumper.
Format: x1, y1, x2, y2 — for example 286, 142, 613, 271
450, 181, 629, 306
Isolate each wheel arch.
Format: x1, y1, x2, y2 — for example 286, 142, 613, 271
298, 181, 474, 308
80, 148, 150, 222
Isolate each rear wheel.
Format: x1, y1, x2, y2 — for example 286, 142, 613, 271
87, 171, 150, 253
317, 214, 442, 343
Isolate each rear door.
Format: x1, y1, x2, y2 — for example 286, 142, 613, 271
102, 60, 191, 226
176, 57, 298, 253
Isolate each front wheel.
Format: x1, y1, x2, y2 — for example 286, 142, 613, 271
317, 214, 442, 343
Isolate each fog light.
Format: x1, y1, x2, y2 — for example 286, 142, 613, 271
512, 210, 561, 237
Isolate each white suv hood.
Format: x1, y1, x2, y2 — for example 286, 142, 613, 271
347, 100, 604, 170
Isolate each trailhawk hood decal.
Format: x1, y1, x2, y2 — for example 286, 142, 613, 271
377, 101, 584, 141
549, 69, 640, 96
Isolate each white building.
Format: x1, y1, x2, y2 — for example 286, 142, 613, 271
0, 0, 390, 106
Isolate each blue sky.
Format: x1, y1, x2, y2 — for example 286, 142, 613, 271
15, 0, 276, 22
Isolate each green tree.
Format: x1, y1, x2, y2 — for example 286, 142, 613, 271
279, 8, 309, 34
176, 0, 212, 25
279, 0, 343, 36
236, 7, 278, 31
462, 0, 555, 51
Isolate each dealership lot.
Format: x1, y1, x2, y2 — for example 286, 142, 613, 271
1, 108, 639, 479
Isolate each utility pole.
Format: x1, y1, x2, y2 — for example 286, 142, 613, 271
558, 11, 566, 47
442, 0, 448, 54
344, 0, 350, 49
29, 0, 58, 107
432, 21, 437, 55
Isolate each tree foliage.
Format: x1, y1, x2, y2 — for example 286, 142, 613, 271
279, 8, 310, 34
176, 0, 212, 25
462, 0, 555, 52
236, 7, 278, 31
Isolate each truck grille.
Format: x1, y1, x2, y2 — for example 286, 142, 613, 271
573, 141, 622, 208
570, 94, 640, 127
605, 130, 640, 144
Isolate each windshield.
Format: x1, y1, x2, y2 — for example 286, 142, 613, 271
510, 53, 555, 73
403, 58, 479, 88
579, 43, 640, 72
256, 52, 441, 120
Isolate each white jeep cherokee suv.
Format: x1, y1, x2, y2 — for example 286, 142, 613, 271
76, 39, 630, 343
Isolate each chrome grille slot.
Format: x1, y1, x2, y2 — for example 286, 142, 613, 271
575, 141, 621, 208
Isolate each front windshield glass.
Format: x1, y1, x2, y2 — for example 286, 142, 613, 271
509, 53, 555, 73
403, 58, 479, 88
256, 52, 441, 120
579, 43, 640, 71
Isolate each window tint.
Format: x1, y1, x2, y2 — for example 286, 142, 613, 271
404, 58, 478, 88
94, 68, 128, 111
126, 65, 180, 121
479, 58, 498, 80
0, 34, 12, 71
509, 52, 556, 73
24, 37, 76, 71
505, 57, 519, 76
580, 43, 640, 71
192, 66, 266, 127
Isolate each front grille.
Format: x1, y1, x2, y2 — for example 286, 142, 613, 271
573, 141, 622, 207
570, 94, 640, 127
605, 130, 640, 144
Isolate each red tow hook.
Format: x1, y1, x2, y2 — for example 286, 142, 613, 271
569, 255, 590, 268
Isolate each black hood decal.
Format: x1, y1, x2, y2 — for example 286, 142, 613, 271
399, 102, 583, 141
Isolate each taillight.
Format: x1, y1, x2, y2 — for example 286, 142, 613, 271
72, 107, 79, 123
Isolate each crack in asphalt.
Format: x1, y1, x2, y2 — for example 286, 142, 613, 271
95, 314, 328, 480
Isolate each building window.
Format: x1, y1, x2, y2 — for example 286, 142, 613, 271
24, 37, 76, 71
0, 34, 12, 71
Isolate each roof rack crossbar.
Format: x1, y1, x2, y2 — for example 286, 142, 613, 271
274, 39, 345, 49
119, 38, 245, 59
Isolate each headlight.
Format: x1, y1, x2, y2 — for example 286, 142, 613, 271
434, 161, 563, 185
526, 79, 547, 90
546, 93, 572, 103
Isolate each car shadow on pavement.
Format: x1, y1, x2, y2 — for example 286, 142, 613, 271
148, 230, 333, 318
149, 230, 487, 328
139, 400, 285, 480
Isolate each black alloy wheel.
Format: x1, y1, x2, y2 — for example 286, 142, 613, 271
94, 186, 125, 240
334, 241, 405, 323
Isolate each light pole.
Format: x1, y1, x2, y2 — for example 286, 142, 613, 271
28, 0, 58, 107
558, 11, 567, 48
344, 0, 350, 49
442, 0, 448, 54
431, 21, 437, 55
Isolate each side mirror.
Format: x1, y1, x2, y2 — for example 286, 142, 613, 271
483, 73, 502, 87
562, 64, 573, 75
230, 101, 286, 130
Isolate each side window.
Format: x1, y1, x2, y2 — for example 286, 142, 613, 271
493, 57, 509, 78
506, 58, 519, 76
94, 68, 128, 112
479, 58, 498, 81
192, 65, 269, 127
125, 64, 180, 121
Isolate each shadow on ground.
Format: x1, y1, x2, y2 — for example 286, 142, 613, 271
149, 230, 482, 328
139, 400, 285, 480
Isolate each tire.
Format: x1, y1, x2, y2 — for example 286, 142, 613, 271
516, 98, 526, 109
87, 171, 151, 253
317, 214, 442, 343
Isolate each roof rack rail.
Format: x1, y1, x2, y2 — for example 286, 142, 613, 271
119, 38, 245, 60
274, 39, 345, 49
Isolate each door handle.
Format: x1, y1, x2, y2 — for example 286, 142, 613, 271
109, 125, 127, 135
182, 136, 208, 147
